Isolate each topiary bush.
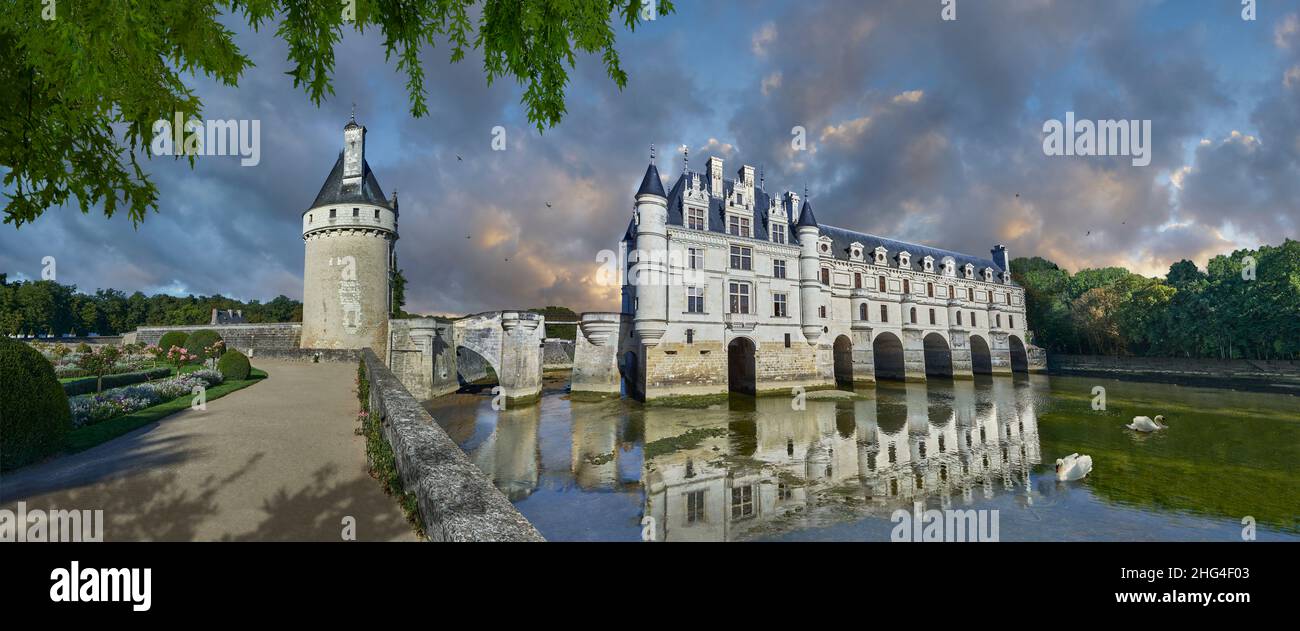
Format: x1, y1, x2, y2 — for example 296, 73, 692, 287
157, 331, 188, 354
183, 329, 224, 364
217, 349, 251, 381
0, 338, 72, 470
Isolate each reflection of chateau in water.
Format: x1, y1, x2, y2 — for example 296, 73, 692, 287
643, 378, 1041, 541
456, 377, 1042, 541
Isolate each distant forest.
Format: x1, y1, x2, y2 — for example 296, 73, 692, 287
0, 274, 302, 336
1012, 239, 1300, 360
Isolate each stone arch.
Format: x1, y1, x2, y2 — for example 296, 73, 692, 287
1009, 334, 1029, 373
727, 337, 757, 395
450, 311, 544, 404
969, 334, 993, 375
872, 331, 906, 382
833, 335, 854, 385
455, 345, 499, 386
923, 332, 953, 379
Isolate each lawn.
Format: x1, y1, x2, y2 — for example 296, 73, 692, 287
64, 367, 269, 454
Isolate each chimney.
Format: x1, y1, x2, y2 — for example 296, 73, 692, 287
991, 245, 1009, 272
738, 165, 755, 206
706, 156, 723, 197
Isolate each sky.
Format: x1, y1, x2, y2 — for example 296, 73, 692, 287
2, 0, 1298, 316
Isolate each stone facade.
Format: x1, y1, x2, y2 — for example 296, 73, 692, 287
617, 152, 1041, 400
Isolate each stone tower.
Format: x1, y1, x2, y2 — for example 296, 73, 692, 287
300, 113, 398, 357
631, 147, 668, 347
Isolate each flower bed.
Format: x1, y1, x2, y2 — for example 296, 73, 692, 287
68, 370, 225, 428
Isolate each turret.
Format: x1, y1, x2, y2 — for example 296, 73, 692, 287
633, 146, 668, 346
796, 195, 823, 344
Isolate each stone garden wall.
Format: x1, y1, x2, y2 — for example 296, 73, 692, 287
129, 323, 301, 355
361, 349, 543, 541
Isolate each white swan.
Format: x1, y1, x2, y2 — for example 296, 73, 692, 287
1126, 415, 1166, 432
1055, 453, 1093, 481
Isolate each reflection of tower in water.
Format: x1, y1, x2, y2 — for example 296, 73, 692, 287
470, 405, 541, 502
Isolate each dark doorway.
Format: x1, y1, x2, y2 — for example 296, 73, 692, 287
727, 337, 757, 395
621, 351, 638, 397
922, 333, 953, 379
1009, 335, 1029, 373
833, 335, 854, 386
969, 334, 993, 375
872, 332, 905, 381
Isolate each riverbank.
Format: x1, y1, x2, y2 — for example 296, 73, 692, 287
1047, 354, 1300, 395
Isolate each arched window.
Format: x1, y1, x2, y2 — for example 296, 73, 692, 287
910, 307, 917, 323
880, 304, 888, 322
878, 276, 887, 292
859, 303, 868, 321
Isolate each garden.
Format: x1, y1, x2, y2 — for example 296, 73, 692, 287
1, 329, 265, 470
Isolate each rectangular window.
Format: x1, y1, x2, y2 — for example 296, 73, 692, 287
352, 207, 359, 217
1009, 315, 1014, 329
772, 293, 788, 317
729, 245, 752, 270
727, 214, 751, 237
784, 333, 791, 348
687, 247, 703, 270
818, 305, 827, 318
771, 223, 786, 244
329, 209, 337, 218
374, 209, 380, 219
903, 279, 911, 294
687, 287, 705, 314
820, 268, 830, 285
880, 304, 888, 322
773, 259, 786, 279
879, 276, 887, 292
731, 485, 755, 519
687, 207, 706, 230
686, 490, 705, 524
855, 273, 862, 289
729, 282, 751, 314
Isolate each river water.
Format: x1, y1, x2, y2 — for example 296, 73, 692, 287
424, 374, 1299, 542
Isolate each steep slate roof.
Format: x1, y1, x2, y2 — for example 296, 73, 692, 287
308, 151, 393, 212
637, 169, 1008, 278
636, 163, 668, 198
819, 224, 1006, 275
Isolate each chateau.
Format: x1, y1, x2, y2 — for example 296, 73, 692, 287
619, 150, 1038, 400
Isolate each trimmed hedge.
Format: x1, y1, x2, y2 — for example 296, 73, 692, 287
1, 338, 72, 470
62, 367, 172, 396
184, 329, 224, 363
217, 349, 251, 381
157, 331, 188, 353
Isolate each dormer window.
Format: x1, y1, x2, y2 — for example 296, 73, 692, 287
874, 246, 889, 265
687, 206, 706, 230
1001, 271, 1011, 284
771, 223, 787, 244
818, 236, 833, 255
850, 242, 864, 262
942, 257, 956, 277
727, 214, 751, 238
922, 256, 934, 273
964, 264, 974, 279
898, 251, 911, 269
983, 268, 994, 282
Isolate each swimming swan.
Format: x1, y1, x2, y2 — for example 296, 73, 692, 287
1055, 453, 1093, 481
1126, 415, 1166, 432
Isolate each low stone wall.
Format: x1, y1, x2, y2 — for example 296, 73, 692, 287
1048, 354, 1300, 393
130, 323, 301, 355
361, 349, 544, 541
542, 338, 574, 369
250, 348, 360, 363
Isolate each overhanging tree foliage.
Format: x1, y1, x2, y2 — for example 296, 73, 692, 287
1, 0, 674, 227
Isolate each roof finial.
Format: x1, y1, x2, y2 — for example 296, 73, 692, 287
650, 144, 656, 165
759, 164, 765, 190
681, 144, 688, 173
350, 102, 356, 123
804, 183, 808, 201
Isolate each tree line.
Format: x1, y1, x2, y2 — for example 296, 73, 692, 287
1010, 239, 1300, 360
0, 274, 302, 337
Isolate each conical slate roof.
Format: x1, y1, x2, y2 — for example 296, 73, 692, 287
796, 199, 818, 227
308, 151, 393, 212
636, 162, 667, 198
